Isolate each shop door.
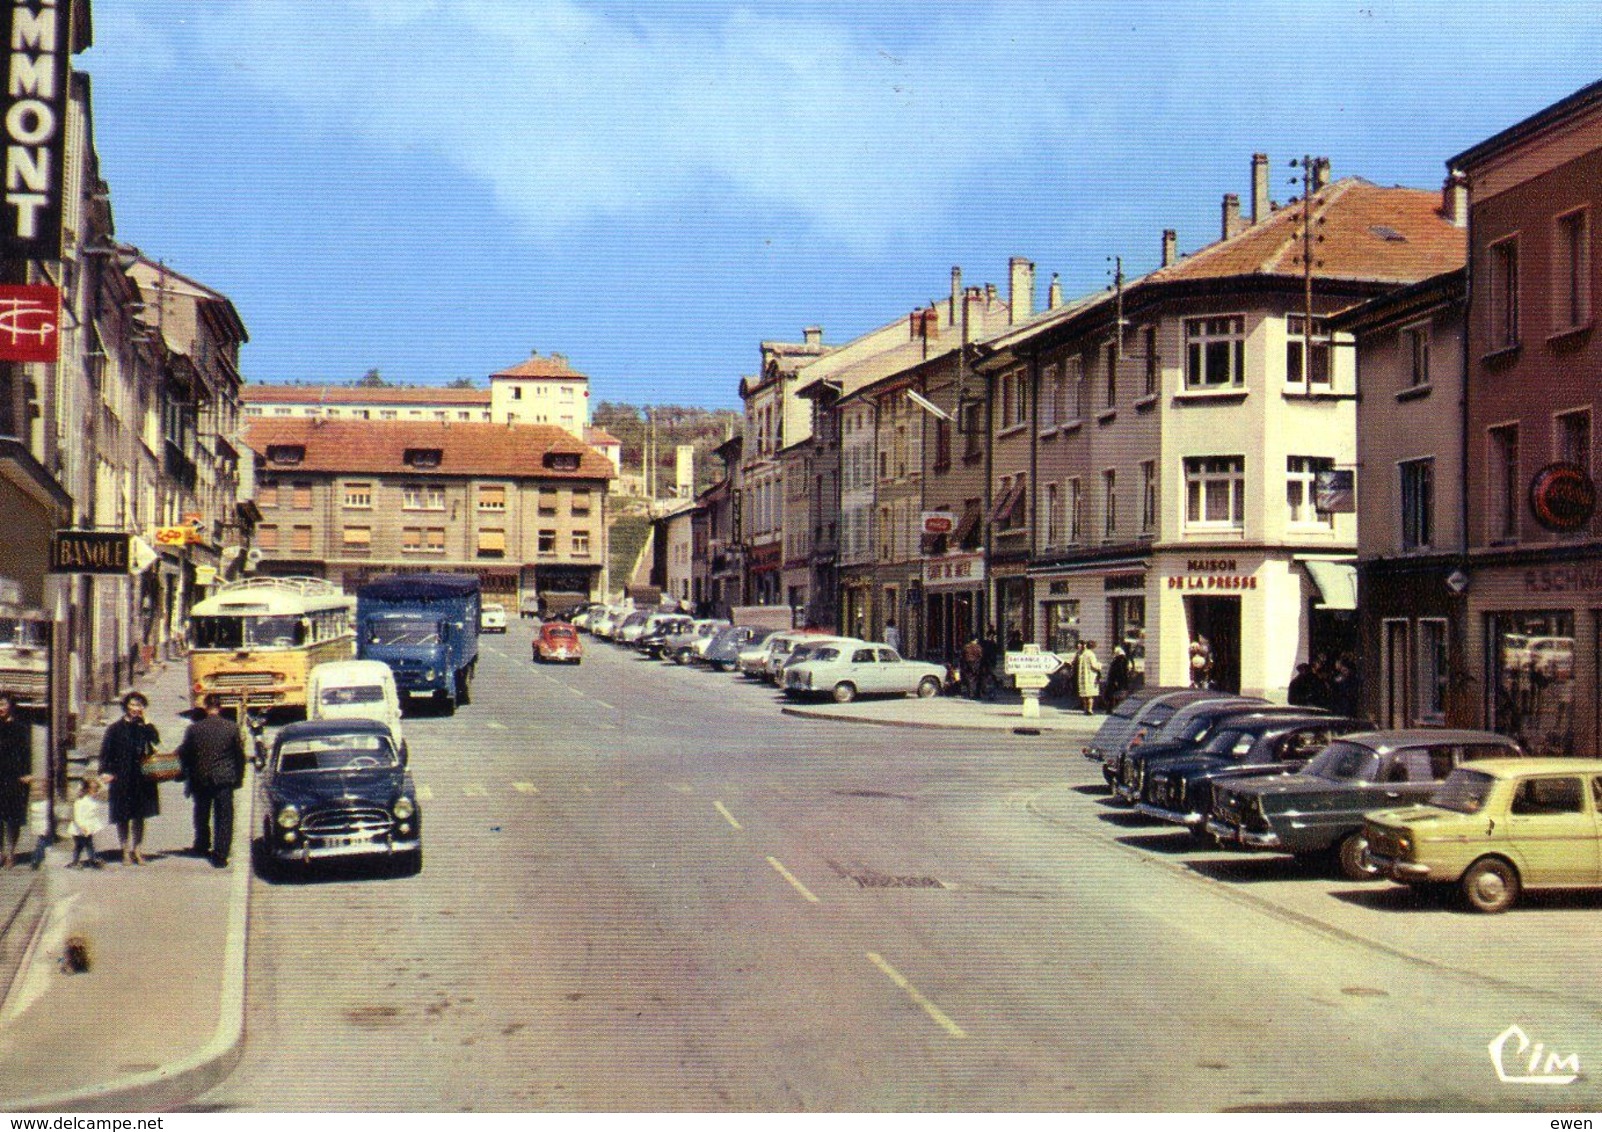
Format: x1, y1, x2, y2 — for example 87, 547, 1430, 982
1185, 596, 1241, 694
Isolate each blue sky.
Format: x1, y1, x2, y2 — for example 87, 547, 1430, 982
81, 1, 1602, 409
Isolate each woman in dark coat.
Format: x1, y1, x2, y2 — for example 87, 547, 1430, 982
98, 690, 161, 865
0, 692, 30, 867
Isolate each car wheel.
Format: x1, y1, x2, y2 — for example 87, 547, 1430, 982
1460, 856, 1520, 913
832, 682, 857, 704
1336, 831, 1378, 881
1186, 824, 1215, 846
915, 676, 940, 698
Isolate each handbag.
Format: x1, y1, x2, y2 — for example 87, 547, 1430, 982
141, 745, 183, 782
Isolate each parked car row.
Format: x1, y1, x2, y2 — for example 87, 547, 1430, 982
1079, 686, 1586, 911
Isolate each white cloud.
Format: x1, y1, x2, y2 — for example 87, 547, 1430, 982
193, 0, 1076, 249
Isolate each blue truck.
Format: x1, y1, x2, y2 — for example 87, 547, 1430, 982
356, 574, 481, 714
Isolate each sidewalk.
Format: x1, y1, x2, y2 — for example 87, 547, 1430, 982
0, 660, 252, 1113
781, 688, 1108, 736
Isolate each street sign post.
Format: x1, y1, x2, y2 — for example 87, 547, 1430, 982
1004, 645, 1062, 718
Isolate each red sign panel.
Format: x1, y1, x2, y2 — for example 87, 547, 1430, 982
1529, 463, 1597, 533
0, 286, 59, 362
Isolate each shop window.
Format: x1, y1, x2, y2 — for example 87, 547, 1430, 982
1044, 599, 1080, 654
1487, 610, 1575, 757
1415, 618, 1448, 726
1109, 595, 1146, 686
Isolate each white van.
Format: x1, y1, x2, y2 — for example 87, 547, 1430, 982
307, 659, 405, 751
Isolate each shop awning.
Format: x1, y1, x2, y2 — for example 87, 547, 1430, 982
952, 502, 982, 549
1302, 559, 1357, 610
988, 483, 1022, 525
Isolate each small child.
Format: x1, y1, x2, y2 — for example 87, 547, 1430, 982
69, 776, 109, 869
22, 776, 52, 870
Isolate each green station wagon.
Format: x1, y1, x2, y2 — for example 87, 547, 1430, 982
1365, 758, 1602, 913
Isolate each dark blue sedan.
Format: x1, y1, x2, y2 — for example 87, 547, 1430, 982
256, 718, 422, 876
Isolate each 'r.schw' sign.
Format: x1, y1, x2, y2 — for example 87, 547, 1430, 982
1, 1, 70, 261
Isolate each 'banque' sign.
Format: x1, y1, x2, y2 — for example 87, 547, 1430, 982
0, 1, 69, 261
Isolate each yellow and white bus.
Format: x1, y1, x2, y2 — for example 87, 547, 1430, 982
188, 577, 356, 712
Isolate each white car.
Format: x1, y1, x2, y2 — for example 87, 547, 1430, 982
479, 603, 508, 633
784, 643, 946, 703
306, 659, 406, 752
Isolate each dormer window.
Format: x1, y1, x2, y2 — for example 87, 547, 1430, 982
544, 451, 581, 472
266, 445, 305, 466
404, 448, 443, 468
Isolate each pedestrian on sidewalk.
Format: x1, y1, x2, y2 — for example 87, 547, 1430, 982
961, 636, 984, 700
883, 619, 901, 654
980, 627, 1000, 701
1077, 640, 1103, 715
1103, 645, 1132, 710
0, 692, 30, 867
22, 775, 51, 869
98, 690, 161, 865
176, 693, 246, 868
69, 776, 108, 869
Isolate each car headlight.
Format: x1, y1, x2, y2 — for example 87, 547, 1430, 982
423, 669, 436, 681
276, 805, 300, 830
393, 796, 415, 820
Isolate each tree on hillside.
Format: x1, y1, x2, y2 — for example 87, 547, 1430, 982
355, 368, 387, 387
447, 376, 476, 388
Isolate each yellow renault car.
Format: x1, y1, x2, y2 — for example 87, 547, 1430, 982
1365, 758, 1602, 913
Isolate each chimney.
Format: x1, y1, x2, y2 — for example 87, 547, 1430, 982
1312, 157, 1331, 192
1443, 172, 1468, 228
551, 352, 567, 367
1251, 153, 1270, 223
985, 282, 998, 303
1047, 272, 1063, 309
1161, 229, 1177, 268
962, 286, 984, 345
803, 325, 823, 347
1221, 193, 1241, 241
950, 266, 962, 327
1008, 256, 1034, 324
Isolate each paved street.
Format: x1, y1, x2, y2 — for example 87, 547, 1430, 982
190, 624, 1602, 1112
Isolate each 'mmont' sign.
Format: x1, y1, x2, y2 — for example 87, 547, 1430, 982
1, 0, 69, 261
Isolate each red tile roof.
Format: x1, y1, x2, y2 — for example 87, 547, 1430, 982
490, 353, 587, 380
243, 419, 614, 480
242, 384, 491, 405
1148, 179, 1465, 287
584, 426, 622, 446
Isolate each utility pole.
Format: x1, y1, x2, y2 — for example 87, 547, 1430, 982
1106, 255, 1126, 361
1288, 156, 1328, 386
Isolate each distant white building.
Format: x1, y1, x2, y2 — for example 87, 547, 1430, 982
488, 352, 592, 438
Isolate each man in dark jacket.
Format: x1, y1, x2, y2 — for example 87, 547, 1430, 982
177, 694, 246, 868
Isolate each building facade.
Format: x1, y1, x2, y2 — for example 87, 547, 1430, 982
978, 158, 1464, 700
1448, 80, 1602, 756
243, 419, 612, 608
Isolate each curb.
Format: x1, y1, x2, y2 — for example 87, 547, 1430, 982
779, 705, 1082, 733
1024, 785, 1602, 1014
4, 789, 255, 1113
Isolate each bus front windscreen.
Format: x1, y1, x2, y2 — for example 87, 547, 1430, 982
193, 615, 306, 650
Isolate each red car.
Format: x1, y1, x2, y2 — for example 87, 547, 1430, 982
534, 621, 583, 664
